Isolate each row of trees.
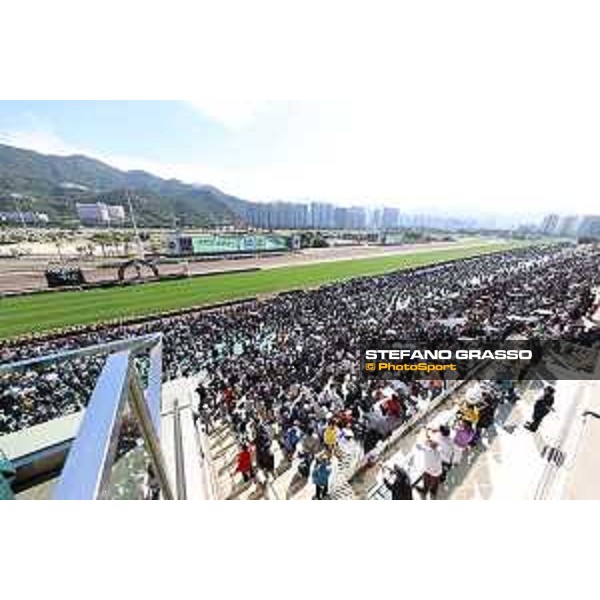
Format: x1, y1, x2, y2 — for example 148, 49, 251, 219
50, 232, 141, 260
88, 232, 139, 257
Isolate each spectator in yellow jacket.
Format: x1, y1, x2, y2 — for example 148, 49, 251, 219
458, 400, 480, 426
323, 420, 339, 457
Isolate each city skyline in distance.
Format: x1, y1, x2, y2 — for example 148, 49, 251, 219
0, 100, 598, 226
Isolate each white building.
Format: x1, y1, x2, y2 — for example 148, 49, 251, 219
382, 207, 400, 230
577, 215, 600, 240
107, 205, 126, 224
76, 203, 126, 226
309, 202, 336, 229
0, 211, 49, 225
539, 214, 560, 235
555, 215, 583, 237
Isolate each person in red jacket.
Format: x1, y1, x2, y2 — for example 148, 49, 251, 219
222, 385, 235, 415
385, 394, 403, 419
235, 444, 254, 482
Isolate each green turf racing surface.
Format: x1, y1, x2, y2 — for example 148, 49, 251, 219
0, 241, 525, 340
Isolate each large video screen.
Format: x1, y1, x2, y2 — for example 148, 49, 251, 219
381, 233, 404, 245
190, 233, 289, 254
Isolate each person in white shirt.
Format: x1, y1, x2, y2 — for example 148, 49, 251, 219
413, 430, 443, 499
435, 425, 454, 482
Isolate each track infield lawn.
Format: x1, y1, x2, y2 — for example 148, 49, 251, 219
0, 241, 528, 340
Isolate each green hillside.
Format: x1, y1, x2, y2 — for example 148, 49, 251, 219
0, 143, 245, 227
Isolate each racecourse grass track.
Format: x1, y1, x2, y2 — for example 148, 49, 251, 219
0, 242, 524, 339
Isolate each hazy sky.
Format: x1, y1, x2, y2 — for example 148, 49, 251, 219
1, 3, 599, 221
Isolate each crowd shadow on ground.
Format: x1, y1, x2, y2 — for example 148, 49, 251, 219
436, 398, 529, 500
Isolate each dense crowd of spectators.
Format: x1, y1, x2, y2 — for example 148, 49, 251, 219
377, 378, 561, 500
1, 244, 599, 498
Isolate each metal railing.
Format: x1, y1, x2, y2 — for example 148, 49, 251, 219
1, 334, 174, 500
172, 398, 187, 500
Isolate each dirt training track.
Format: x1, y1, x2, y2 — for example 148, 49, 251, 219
0, 239, 482, 295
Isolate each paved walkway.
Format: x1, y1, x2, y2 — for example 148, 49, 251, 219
212, 423, 362, 501
365, 378, 600, 500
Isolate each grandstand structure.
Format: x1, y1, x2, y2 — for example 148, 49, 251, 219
0, 334, 215, 500
1, 246, 599, 500
2, 331, 599, 500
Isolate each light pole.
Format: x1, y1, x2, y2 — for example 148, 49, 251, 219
126, 189, 145, 260
14, 196, 27, 229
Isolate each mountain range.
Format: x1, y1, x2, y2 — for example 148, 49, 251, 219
0, 143, 248, 227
